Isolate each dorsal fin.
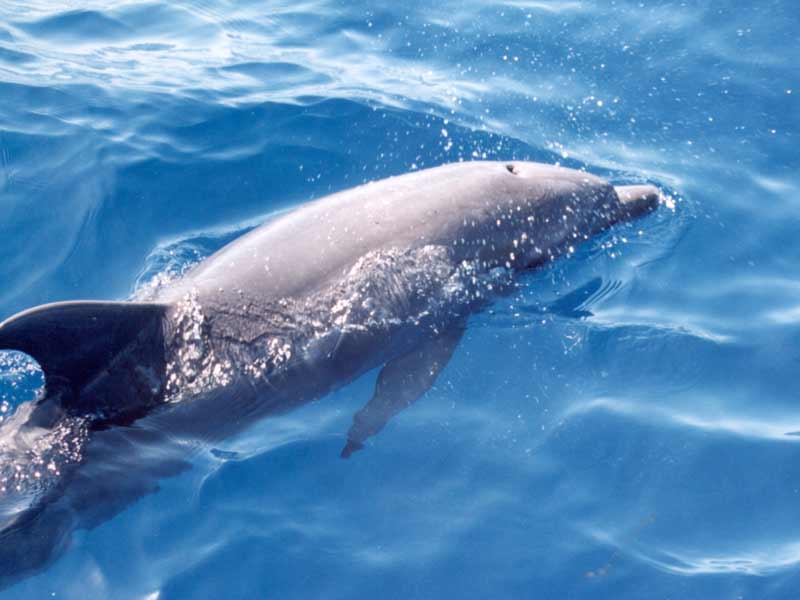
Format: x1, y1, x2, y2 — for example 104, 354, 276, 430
0, 301, 168, 423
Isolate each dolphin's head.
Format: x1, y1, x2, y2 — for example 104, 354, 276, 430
503, 160, 660, 231
451, 161, 661, 271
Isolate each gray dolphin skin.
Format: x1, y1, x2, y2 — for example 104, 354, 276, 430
0, 160, 659, 587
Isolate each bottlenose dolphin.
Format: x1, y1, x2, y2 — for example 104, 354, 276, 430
0, 160, 659, 586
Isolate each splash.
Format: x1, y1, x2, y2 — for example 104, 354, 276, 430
0, 400, 89, 514
155, 244, 507, 397
319, 245, 460, 332
164, 290, 233, 401
133, 244, 207, 302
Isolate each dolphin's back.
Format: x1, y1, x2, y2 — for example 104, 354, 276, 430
159, 161, 609, 304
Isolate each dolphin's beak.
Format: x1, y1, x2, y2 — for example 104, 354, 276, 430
614, 185, 661, 220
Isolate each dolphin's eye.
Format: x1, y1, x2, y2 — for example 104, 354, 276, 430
506, 164, 519, 175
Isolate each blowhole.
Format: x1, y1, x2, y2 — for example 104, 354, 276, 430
506, 164, 519, 175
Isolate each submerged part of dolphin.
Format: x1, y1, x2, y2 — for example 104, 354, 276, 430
0, 161, 659, 586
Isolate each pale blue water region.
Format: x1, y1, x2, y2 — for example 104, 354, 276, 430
0, 1, 799, 598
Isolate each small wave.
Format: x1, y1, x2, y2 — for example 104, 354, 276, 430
582, 522, 800, 577
500, 1, 583, 13
219, 62, 334, 87
589, 307, 734, 344
0, 45, 35, 64
17, 10, 132, 42
632, 542, 800, 576
564, 397, 800, 443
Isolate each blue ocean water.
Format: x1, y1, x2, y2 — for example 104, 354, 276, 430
0, 0, 798, 597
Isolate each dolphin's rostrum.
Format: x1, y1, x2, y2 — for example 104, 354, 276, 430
0, 160, 660, 587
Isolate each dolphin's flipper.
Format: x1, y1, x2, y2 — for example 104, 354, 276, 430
0, 301, 167, 425
341, 326, 464, 458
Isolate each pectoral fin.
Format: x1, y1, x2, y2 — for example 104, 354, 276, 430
341, 326, 464, 458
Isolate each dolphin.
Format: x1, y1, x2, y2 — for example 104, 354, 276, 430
0, 160, 659, 586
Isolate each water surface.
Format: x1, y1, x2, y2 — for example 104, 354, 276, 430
0, 1, 799, 598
